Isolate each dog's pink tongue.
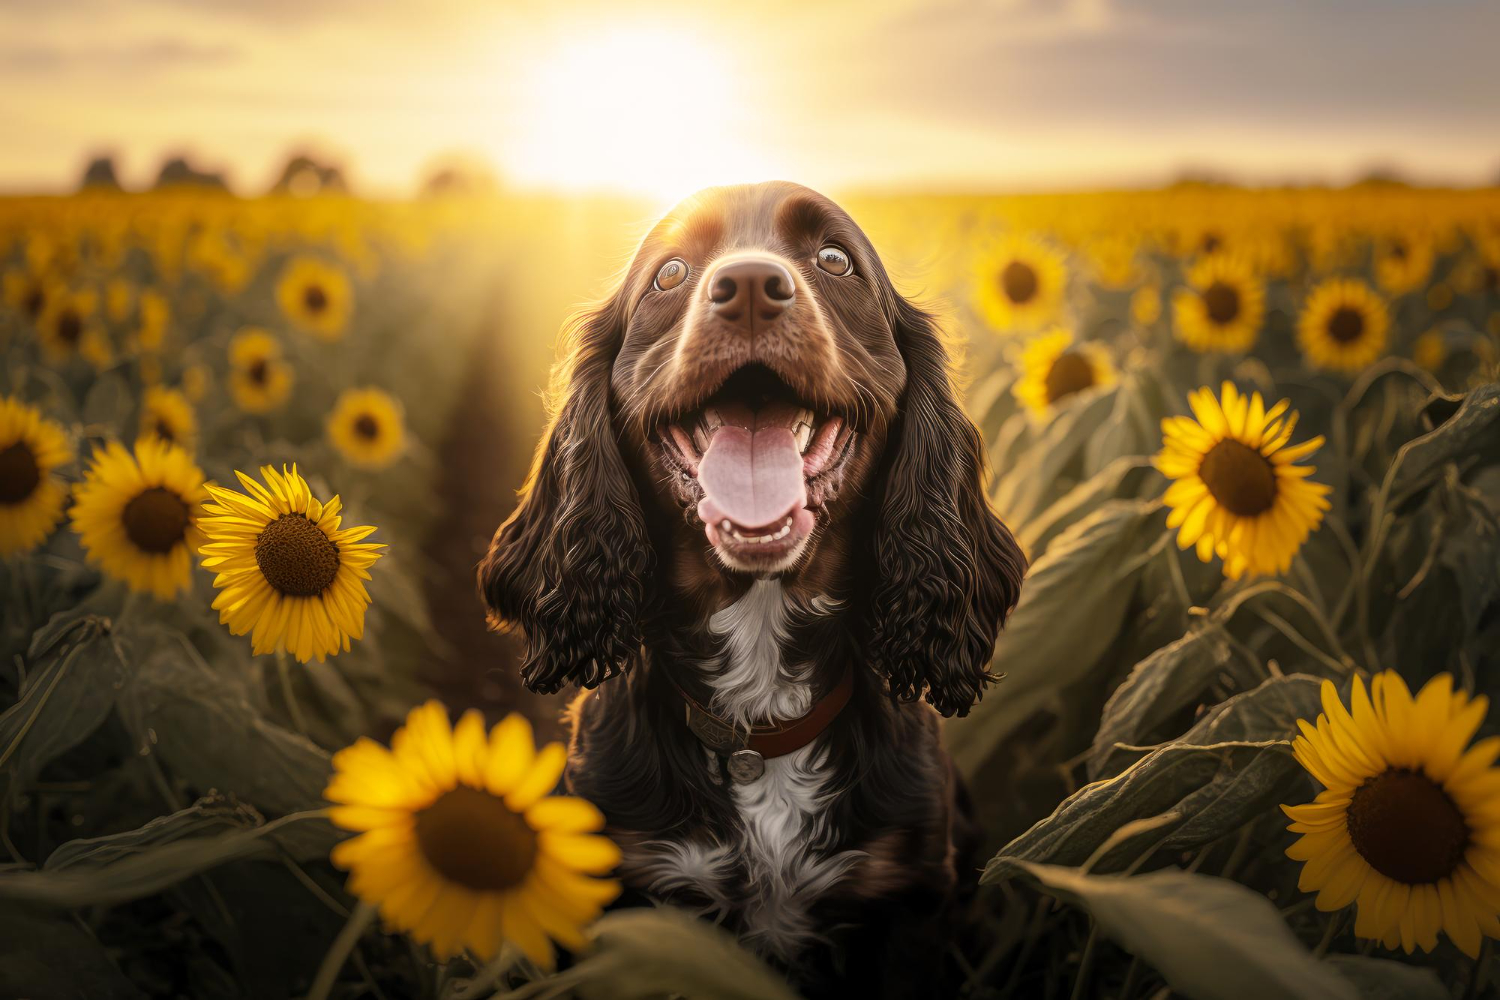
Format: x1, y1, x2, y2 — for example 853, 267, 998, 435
697, 425, 806, 531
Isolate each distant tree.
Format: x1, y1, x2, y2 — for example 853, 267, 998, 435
270, 153, 349, 196
80, 155, 122, 191
419, 154, 501, 197
154, 156, 229, 191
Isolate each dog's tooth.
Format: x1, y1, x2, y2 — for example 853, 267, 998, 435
692, 422, 711, 453
794, 421, 812, 453
703, 407, 724, 431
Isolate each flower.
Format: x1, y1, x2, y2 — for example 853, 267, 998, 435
1012, 328, 1114, 418
228, 329, 294, 414
2, 270, 48, 322
198, 465, 384, 663
0, 397, 73, 556
139, 386, 198, 452
1374, 237, 1434, 297
1131, 285, 1162, 326
136, 289, 171, 352
1413, 330, 1446, 372
974, 235, 1067, 332
327, 388, 406, 469
1283, 673, 1500, 957
1297, 278, 1390, 374
1172, 255, 1264, 353
70, 438, 206, 600
1155, 382, 1331, 579
276, 256, 353, 341
36, 287, 101, 363
327, 702, 621, 965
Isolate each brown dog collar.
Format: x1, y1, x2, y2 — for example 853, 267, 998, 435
672, 666, 854, 783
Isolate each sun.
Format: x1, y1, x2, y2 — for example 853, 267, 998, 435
507, 27, 774, 198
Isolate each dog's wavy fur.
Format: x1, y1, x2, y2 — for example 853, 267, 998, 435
480, 182, 1024, 996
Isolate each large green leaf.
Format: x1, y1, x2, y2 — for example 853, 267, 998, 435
947, 500, 1163, 775
1016, 455, 1163, 559
1389, 382, 1500, 508
1325, 956, 1449, 1000
1016, 864, 1358, 1000
992, 384, 1119, 526
0, 905, 143, 999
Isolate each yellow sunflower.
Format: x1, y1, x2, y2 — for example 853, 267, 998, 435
1131, 285, 1162, 326
1155, 382, 1331, 580
1172, 255, 1265, 354
1297, 278, 1390, 374
1374, 237, 1434, 297
2, 270, 49, 323
1012, 328, 1115, 419
276, 256, 353, 341
36, 287, 103, 364
1413, 330, 1446, 372
327, 701, 621, 965
327, 388, 406, 469
136, 289, 170, 352
0, 397, 73, 556
198, 465, 384, 663
228, 328, 295, 414
974, 234, 1067, 332
139, 386, 198, 452
70, 438, 206, 600
1284, 672, 1500, 958
105, 278, 134, 324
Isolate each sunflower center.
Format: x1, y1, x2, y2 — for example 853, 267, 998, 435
1001, 261, 1038, 304
247, 359, 268, 385
255, 513, 340, 597
154, 420, 175, 443
23, 287, 44, 320
0, 442, 41, 505
122, 487, 190, 554
1201, 233, 1222, 255
414, 785, 538, 892
353, 414, 380, 440
1044, 351, 1096, 404
1347, 768, 1468, 884
1203, 282, 1241, 325
1198, 439, 1276, 516
1327, 307, 1365, 344
57, 310, 82, 345
303, 285, 328, 314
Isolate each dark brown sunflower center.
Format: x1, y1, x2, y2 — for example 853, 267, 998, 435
0, 442, 41, 505
353, 414, 380, 440
1201, 233, 1222, 255
122, 487, 190, 554
1347, 768, 1468, 885
414, 785, 538, 892
303, 284, 328, 313
1001, 261, 1038, 304
1389, 242, 1408, 262
247, 359, 268, 385
153, 420, 175, 443
23, 287, 44, 320
1484, 266, 1498, 292
1198, 438, 1276, 517
254, 513, 340, 597
1327, 307, 1365, 344
57, 310, 82, 345
1203, 282, 1241, 325
1044, 351, 1096, 404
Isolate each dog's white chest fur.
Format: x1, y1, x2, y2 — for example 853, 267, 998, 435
627, 580, 858, 960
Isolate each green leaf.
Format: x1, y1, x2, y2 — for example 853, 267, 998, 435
1389, 382, 1500, 507
1087, 624, 1242, 780
0, 904, 143, 999
947, 500, 1163, 775
1324, 956, 1449, 1000
1016, 863, 1358, 1000
992, 385, 1118, 526
45, 795, 267, 872
1017, 455, 1164, 559
526, 908, 801, 1000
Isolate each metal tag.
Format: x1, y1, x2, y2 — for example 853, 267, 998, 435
726, 749, 765, 784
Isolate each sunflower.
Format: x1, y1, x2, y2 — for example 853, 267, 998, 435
0, 397, 73, 556
1374, 237, 1434, 297
1130, 285, 1162, 326
70, 438, 206, 600
1155, 382, 1331, 580
1012, 328, 1115, 418
327, 388, 406, 469
1413, 330, 1446, 372
228, 328, 295, 414
136, 289, 170, 352
36, 287, 101, 363
1172, 255, 1265, 353
105, 278, 134, 324
1284, 672, 1500, 957
198, 465, 384, 663
974, 234, 1067, 332
276, 256, 353, 341
3, 271, 49, 322
1297, 278, 1390, 374
327, 701, 621, 965
139, 386, 198, 452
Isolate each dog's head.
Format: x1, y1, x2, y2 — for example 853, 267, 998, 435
480, 182, 1024, 715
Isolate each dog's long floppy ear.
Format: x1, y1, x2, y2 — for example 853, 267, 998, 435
478, 297, 653, 694
867, 298, 1027, 717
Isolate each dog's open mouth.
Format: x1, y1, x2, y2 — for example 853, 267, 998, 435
654, 364, 855, 569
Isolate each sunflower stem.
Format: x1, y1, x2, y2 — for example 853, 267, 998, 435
1068, 921, 1100, 1000
275, 650, 310, 737
307, 899, 377, 1000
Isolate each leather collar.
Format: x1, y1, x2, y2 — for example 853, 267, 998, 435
672, 666, 854, 760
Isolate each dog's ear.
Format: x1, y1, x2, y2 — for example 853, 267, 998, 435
866, 298, 1026, 717
478, 297, 653, 694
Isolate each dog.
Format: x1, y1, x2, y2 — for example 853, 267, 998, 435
479, 181, 1025, 996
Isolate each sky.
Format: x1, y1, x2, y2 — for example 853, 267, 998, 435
1, 0, 1497, 198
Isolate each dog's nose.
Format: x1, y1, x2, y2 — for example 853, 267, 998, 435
707, 257, 795, 329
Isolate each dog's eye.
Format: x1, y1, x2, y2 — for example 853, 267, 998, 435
654, 258, 689, 291
815, 245, 852, 276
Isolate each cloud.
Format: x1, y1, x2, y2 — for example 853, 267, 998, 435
0, 38, 242, 75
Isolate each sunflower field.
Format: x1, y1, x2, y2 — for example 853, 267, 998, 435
0, 184, 1498, 999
